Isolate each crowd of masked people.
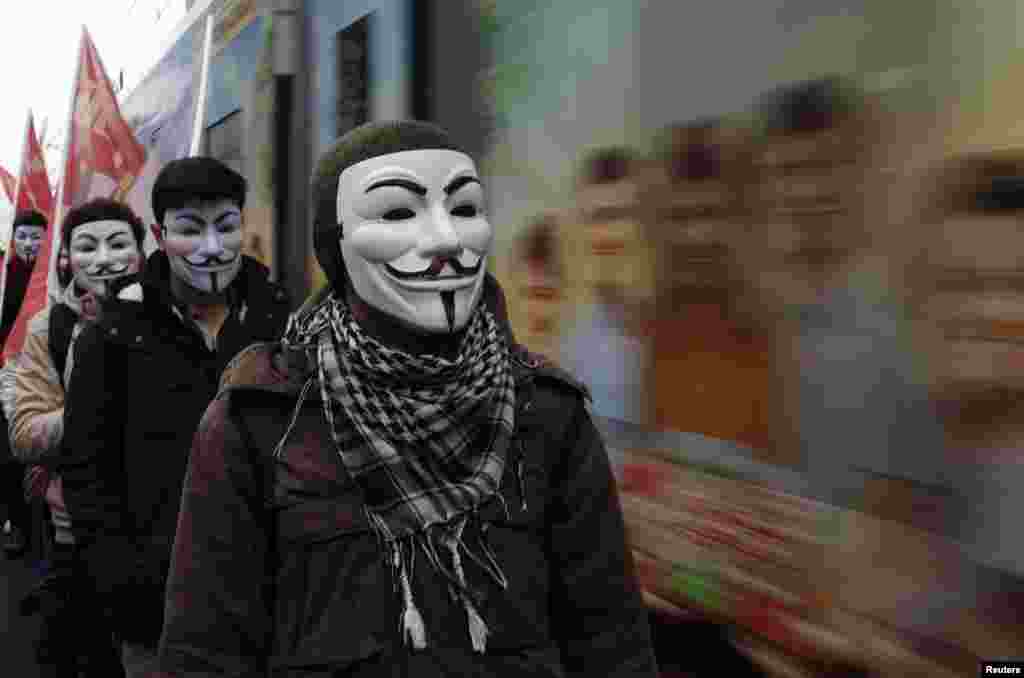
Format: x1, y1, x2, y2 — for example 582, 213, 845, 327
0, 121, 664, 678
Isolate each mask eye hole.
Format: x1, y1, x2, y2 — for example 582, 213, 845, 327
382, 208, 416, 221
451, 204, 479, 218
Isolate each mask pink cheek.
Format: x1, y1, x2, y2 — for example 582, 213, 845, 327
68, 256, 88, 277
347, 224, 417, 263
163, 238, 197, 258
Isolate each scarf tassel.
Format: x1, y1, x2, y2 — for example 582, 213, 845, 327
380, 517, 507, 655
448, 518, 490, 654
395, 541, 427, 650
371, 513, 427, 651
464, 596, 489, 654
454, 524, 508, 592
475, 527, 509, 591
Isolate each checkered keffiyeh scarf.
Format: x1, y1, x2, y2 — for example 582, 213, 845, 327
281, 291, 516, 652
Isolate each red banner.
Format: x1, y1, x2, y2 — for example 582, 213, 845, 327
0, 166, 16, 205
61, 28, 147, 211
14, 116, 55, 220
4, 28, 146, 362
2, 114, 55, 360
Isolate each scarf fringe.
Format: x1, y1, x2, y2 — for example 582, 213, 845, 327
447, 517, 490, 653
396, 541, 427, 650
370, 510, 510, 654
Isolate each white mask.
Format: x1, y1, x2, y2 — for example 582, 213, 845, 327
13, 224, 45, 264
68, 220, 143, 298
337, 149, 491, 333
160, 199, 243, 294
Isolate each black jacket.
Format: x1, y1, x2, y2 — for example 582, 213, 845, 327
58, 251, 291, 643
157, 281, 657, 677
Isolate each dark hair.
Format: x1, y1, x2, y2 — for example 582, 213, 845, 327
577, 147, 636, 188
13, 209, 47, 229
757, 76, 859, 136
519, 215, 560, 265
62, 198, 146, 254
654, 120, 725, 182
312, 120, 464, 289
151, 156, 247, 225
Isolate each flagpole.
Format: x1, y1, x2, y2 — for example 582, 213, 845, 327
46, 27, 87, 303
0, 110, 33, 321
190, 15, 215, 156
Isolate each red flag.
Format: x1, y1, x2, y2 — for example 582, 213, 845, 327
0, 166, 16, 204
14, 116, 55, 220
4, 29, 146, 361
2, 114, 55, 360
62, 28, 147, 210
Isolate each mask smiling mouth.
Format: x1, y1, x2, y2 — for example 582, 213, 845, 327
385, 255, 482, 282
183, 252, 240, 271
87, 263, 133, 280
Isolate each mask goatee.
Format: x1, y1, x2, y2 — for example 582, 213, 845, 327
442, 290, 456, 333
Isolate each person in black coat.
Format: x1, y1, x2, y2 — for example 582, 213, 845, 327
57, 158, 291, 678
1, 209, 48, 557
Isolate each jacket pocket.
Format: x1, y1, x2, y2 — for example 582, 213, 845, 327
273, 493, 389, 670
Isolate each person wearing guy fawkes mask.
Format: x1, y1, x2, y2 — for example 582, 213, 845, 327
157, 120, 657, 678
2, 198, 142, 678
1, 209, 47, 350
57, 157, 291, 678
1, 209, 48, 556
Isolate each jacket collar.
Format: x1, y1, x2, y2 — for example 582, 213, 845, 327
220, 272, 521, 397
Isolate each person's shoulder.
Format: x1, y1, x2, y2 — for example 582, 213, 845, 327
243, 256, 290, 306
219, 341, 307, 397
511, 345, 591, 403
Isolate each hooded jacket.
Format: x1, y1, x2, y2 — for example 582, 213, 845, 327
156, 274, 657, 678
57, 250, 291, 644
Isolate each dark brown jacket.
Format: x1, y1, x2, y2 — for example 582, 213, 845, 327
157, 283, 657, 677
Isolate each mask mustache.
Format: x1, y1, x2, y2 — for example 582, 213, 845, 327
387, 256, 482, 281
87, 263, 131, 278
185, 251, 239, 267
